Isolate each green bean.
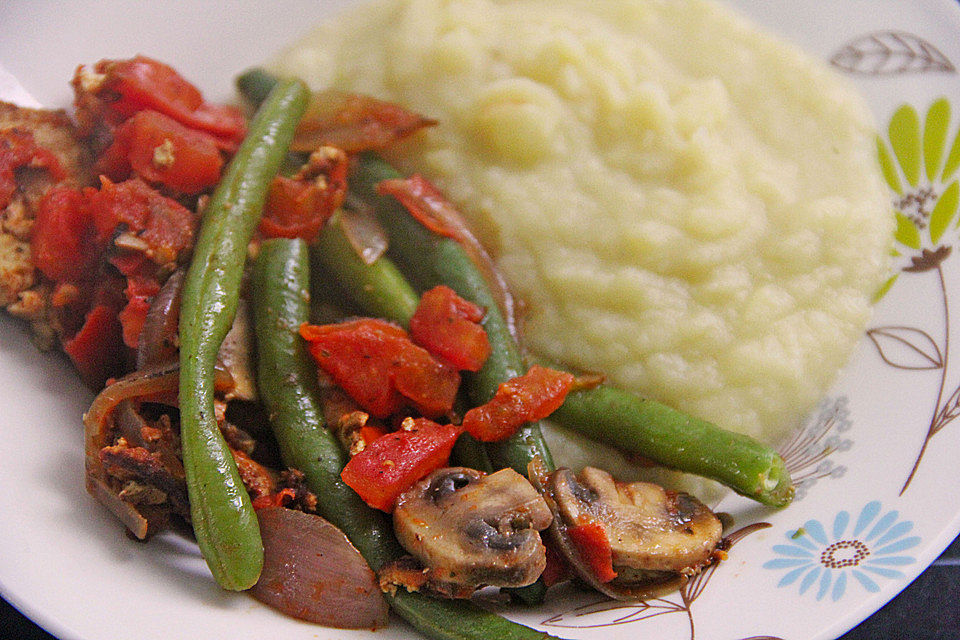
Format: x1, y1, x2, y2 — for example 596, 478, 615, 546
250, 236, 566, 640
236, 67, 282, 109
352, 154, 555, 476
313, 211, 420, 323
250, 238, 401, 568
551, 384, 794, 506
177, 78, 308, 590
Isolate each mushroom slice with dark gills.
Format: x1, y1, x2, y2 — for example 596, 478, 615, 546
388, 466, 553, 597
531, 462, 723, 600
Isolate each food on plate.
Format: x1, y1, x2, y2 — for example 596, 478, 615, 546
1, 0, 897, 635
386, 466, 554, 596
2, 53, 765, 637
274, 0, 894, 490
0, 102, 92, 349
532, 463, 722, 598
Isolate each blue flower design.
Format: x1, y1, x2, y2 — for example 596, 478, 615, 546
763, 501, 920, 601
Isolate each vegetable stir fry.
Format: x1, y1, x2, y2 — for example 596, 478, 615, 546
0, 57, 794, 639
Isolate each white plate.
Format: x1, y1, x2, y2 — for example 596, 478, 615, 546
2, 1, 960, 639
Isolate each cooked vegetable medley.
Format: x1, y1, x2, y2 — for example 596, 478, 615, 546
0, 55, 794, 639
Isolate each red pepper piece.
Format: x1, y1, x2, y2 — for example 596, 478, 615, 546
100, 110, 223, 194
340, 418, 463, 512
98, 56, 246, 148
300, 319, 460, 419
462, 365, 575, 442
409, 285, 490, 372
0, 129, 65, 209
30, 186, 97, 283
567, 519, 618, 583
62, 302, 124, 389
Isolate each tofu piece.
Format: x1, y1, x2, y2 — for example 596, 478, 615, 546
0, 101, 93, 347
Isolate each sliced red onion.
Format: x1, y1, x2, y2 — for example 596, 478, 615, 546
339, 204, 389, 265
136, 268, 185, 370
251, 507, 389, 629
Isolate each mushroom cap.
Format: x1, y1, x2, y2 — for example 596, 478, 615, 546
393, 466, 553, 589
550, 466, 722, 575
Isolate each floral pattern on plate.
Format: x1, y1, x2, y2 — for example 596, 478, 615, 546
764, 501, 920, 602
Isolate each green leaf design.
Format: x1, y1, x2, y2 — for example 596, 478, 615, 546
943, 115, 960, 182
872, 273, 899, 303
929, 180, 960, 244
877, 135, 903, 195
890, 104, 922, 189
924, 98, 951, 182
895, 210, 922, 249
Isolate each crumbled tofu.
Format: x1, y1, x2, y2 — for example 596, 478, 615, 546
0, 101, 93, 346
0, 234, 35, 306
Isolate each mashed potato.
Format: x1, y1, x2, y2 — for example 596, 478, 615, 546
275, 0, 892, 454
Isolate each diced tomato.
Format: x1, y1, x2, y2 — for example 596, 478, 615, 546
87, 177, 195, 265
251, 488, 298, 511
300, 318, 460, 419
292, 90, 436, 154
30, 186, 97, 283
108, 252, 151, 279
376, 174, 459, 239
118, 295, 151, 349
409, 285, 490, 372
258, 147, 348, 242
258, 176, 331, 242
62, 302, 124, 389
541, 540, 572, 588
0, 129, 65, 209
118, 276, 160, 349
340, 418, 463, 512
392, 342, 462, 418
359, 424, 389, 449
301, 319, 407, 417
462, 365, 575, 442
100, 110, 223, 194
567, 519, 618, 583
96, 56, 246, 148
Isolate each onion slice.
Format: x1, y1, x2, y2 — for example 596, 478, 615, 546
84, 361, 234, 498
338, 201, 389, 265
250, 507, 389, 629
136, 267, 185, 370
87, 474, 150, 540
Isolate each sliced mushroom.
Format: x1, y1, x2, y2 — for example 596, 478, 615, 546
539, 464, 722, 599
390, 466, 552, 596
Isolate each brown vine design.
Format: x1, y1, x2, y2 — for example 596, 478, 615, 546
830, 31, 955, 75
540, 523, 782, 639
868, 251, 954, 495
